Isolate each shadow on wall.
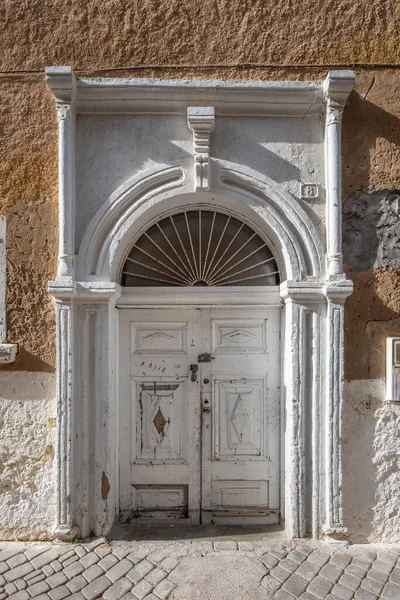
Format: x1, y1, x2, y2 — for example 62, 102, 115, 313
342, 89, 400, 198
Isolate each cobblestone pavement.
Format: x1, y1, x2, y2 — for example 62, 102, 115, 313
0, 538, 399, 600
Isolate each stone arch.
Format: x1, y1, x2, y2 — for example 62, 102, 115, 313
77, 162, 325, 284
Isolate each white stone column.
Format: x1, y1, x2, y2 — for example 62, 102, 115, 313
50, 283, 76, 539
46, 67, 77, 279
280, 282, 325, 538
73, 284, 121, 538
322, 280, 353, 537
324, 71, 355, 279
49, 281, 121, 539
0, 216, 18, 362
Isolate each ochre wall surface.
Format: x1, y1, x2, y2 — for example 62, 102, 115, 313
0, 0, 399, 541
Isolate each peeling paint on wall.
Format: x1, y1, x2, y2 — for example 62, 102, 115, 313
101, 472, 110, 500
343, 188, 400, 271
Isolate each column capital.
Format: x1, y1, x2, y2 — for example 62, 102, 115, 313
280, 280, 325, 303
48, 280, 122, 303
323, 279, 354, 303
323, 70, 356, 110
45, 66, 77, 107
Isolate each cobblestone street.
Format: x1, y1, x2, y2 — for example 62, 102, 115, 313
0, 537, 399, 600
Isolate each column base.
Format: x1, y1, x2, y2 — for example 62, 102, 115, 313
53, 526, 79, 542
322, 526, 349, 543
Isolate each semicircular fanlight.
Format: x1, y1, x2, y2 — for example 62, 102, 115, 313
121, 210, 279, 287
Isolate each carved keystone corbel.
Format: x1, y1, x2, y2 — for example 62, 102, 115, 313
187, 107, 215, 191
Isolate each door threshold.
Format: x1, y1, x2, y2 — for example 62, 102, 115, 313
110, 521, 286, 542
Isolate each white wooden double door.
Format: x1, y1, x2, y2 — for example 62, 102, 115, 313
119, 306, 281, 524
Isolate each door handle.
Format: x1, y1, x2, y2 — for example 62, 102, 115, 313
190, 364, 198, 382
198, 353, 215, 363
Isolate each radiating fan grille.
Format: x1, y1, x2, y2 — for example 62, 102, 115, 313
121, 210, 279, 287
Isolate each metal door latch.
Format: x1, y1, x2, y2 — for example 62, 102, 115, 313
198, 353, 215, 363
190, 364, 198, 382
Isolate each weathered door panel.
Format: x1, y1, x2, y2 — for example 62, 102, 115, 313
201, 307, 281, 524
119, 308, 201, 522
119, 305, 280, 525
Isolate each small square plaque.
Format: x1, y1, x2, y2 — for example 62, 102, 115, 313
301, 183, 319, 200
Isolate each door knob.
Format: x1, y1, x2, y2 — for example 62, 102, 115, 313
190, 364, 198, 382
198, 353, 215, 363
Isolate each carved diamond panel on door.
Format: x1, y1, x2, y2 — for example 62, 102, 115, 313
213, 378, 265, 458
211, 319, 266, 353
132, 322, 187, 353
134, 381, 186, 461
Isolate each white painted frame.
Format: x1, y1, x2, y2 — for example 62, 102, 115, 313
46, 67, 355, 540
0, 216, 18, 363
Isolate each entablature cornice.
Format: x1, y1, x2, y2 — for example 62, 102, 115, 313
45, 69, 348, 117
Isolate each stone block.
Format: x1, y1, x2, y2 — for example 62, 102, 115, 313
5, 563, 34, 582
159, 557, 179, 572
331, 582, 354, 600
28, 581, 50, 597
64, 561, 85, 579
145, 568, 166, 586
319, 563, 344, 583
153, 578, 176, 600
102, 577, 133, 599
260, 554, 279, 569
381, 581, 400, 599
282, 574, 308, 596
126, 561, 153, 584
288, 550, 308, 564
361, 577, 383, 595
98, 554, 119, 571
48, 586, 71, 600
7, 554, 28, 569
81, 575, 112, 600
297, 560, 321, 581
106, 559, 133, 583
32, 551, 62, 571
15, 578, 27, 590
368, 568, 389, 585
131, 579, 153, 600
270, 566, 291, 583
331, 553, 352, 569
354, 588, 379, 600
46, 572, 68, 589
308, 575, 334, 598
279, 558, 299, 574
80, 552, 100, 569
8, 591, 30, 600
309, 551, 331, 567
66, 575, 87, 593
372, 560, 393, 575
28, 574, 46, 586
338, 572, 361, 592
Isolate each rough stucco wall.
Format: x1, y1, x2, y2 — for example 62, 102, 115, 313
343, 380, 400, 543
0, 372, 57, 540
0, 0, 399, 541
